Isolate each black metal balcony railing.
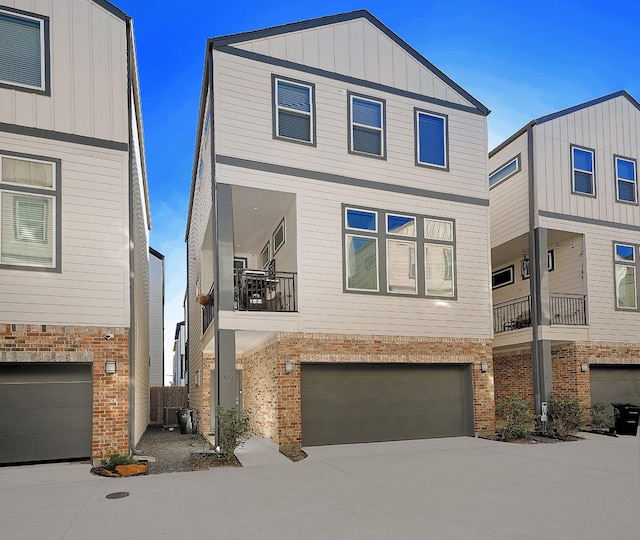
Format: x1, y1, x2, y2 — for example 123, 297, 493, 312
234, 268, 297, 312
202, 284, 215, 334
494, 294, 587, 333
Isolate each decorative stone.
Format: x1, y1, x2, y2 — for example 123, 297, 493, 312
115, 464, 149, 476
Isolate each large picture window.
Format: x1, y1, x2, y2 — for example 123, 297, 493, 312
0, 152, 59, 270
614, 243, 638, 310
343, 205, 456, 298
0, 8, 49, 93
273, 76, 315, 144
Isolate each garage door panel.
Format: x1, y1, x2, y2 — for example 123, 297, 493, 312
301, 364, 472, 446
591, 366, 640, 407
0, 364, 92, 464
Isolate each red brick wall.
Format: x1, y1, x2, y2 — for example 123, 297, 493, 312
0, 324, 130, 462
241, 332, 495, 448
493, 348, 534, 408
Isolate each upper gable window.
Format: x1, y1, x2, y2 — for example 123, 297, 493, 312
615, 157, 637, 204
571, 146, 595, 196
415, 110, 448, 169
273, 76, 315, 145
0, 8, 48, 93
349, 94, 385, 158
489, 155, 520, 187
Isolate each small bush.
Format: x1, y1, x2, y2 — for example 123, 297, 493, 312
547, 394, 584, 437
496, 395, 534, 440
100, 453, 137, 471
589, 401, 614, 432
216, 406, 252, 460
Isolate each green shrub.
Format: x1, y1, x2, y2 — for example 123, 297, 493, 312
547, 394, 584, 437
589, 401, 614, 432
215, 406, 252, 459
496, 395, 534, 440
100, 453, 137, 471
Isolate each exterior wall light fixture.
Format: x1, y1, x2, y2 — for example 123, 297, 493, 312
480, 362, 488, 373
284, 361, 294, 373
580, 363, 588, 372
105, 361, 117, 374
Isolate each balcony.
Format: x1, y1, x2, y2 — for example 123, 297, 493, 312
494, 294, 587, 333
234, 268, 297, 312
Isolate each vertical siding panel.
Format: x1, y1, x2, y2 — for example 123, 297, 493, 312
14, 89, 35, 127
391, 45, 407, 90
348, 20, 365, 80
91, 7, 111, 141
34, 0, 53, 129
109, 21, 126, 143
317, 26, 335, 72
268, 35, 287, 61
302, 29, 319, 67
333, 23, 350, 75
285, 33, 303, 64
419, 66, 435, 98
406, 57, 421, 94
251, 39, 270, 56
71, 0, 93, 136
362, 22, 380, 83
377, 34, 394, 86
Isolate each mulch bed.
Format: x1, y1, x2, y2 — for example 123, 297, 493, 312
481, 433, 583, 444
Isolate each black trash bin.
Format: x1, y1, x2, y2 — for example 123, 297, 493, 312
611, 403, 640, 436
176, 408, 193, 434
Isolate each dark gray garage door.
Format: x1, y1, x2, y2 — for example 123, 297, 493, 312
591, 366, 640, 408
301, 363, 474, 446
0, 363, 92, 465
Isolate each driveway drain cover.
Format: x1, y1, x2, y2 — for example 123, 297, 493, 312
106, 492, 130, 500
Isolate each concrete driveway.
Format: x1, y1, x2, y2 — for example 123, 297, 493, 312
0, 433, 638, 539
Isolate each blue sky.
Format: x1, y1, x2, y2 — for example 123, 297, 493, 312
114, 0, 640, 383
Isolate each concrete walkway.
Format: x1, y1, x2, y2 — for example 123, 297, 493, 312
0, 433, 638, 539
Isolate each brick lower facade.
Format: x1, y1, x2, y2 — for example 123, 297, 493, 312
240, 332, 495, 448
0, 324, 130, 463
494, 341, 640, 411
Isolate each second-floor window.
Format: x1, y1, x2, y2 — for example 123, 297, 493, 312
273, 76, 315, 144
349, 94, 385, 158
0, 152, 58, 270
614, 243, 639, 310
571, 145, 595, 196
0, 8, 48, 93
489, 155, 520, 187
415, 109, 448, 169
615, 156, 637, 204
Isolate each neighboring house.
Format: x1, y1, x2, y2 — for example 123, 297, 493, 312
185, 11, 495, 451
173, 320, 187, 386
149, 247, 165, 386
0, 0, 151, 465
489, 91, 640, 416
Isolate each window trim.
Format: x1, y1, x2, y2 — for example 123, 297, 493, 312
260, 241, 270, 269
613, 242, 639, 311
342, 204, 457, 299
489, 154, 521, 188
386, 212, 416, 237
0, 150, 60, 272
522, 250, 555, 280
614, 155, 638, 205
271, 74, 316, 146
492, 265, 515, 290
571, 144, 596, 197
347, 92, 386, 160
272, 218, 286, 255
0, 6, 50, 95
345, 233, 380, 292
345, 206, 377, 233
414, 108, 449, 171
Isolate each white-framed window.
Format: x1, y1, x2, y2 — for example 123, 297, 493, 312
343, 205, 456, 298
415, 109, 448, 169
614, 243, 638, 310
572, 145, 595, 196
260, 241, 270, 269
0, 153, 57, 269
489, 155, 520, 187
273, 76, 314, 144
492, 265, 514, 289
0, 8, 48, 93
522, 250, 555, 279
615, 156, 637, 204
349, 94, 384, 157
272, 218, 285, 255
233, 257, 247, 270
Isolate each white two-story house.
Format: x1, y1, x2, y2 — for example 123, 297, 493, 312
0, 0, 151, 465
490, 91, 640, 416
186, 10, 496, 451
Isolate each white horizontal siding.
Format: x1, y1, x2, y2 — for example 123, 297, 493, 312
218, 163, 492, 339
535, 96, 640, 225
0, 131, 129, 326
234, 18, 475, 109
0, 0, 128, 142
213, 51, 489, 202
489, 132, 530, 248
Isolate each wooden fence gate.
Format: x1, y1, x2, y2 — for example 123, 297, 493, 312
149, 386, 188, 427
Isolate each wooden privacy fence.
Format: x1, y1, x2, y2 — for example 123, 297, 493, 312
149, 386, 188, 427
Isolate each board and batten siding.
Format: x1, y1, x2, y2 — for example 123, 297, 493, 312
539, 214, 640, 343
148, 252, 164, 386
0, 131, 130, 326
212, 50, 489, 202
232, 18, 475, 109
0, 0, 128, 143
534, 96, 640, 226
489, 132, 529, 248
217, 163, 493, 339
